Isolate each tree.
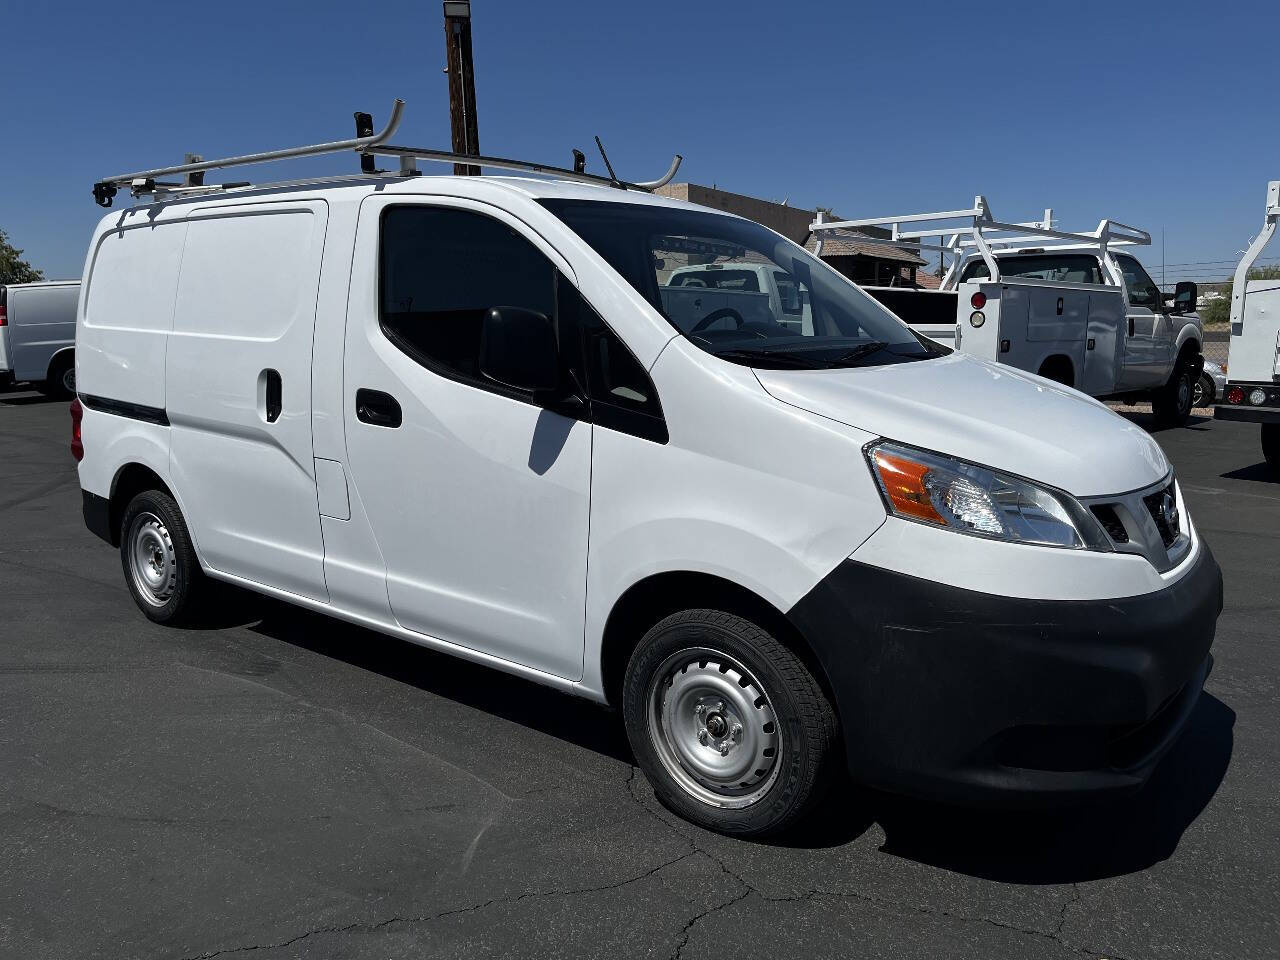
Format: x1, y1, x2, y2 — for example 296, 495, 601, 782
0, 229, 45, 284
1199, 265, 1280, 325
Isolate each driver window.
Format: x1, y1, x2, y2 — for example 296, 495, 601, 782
1117, 256, 1160, 309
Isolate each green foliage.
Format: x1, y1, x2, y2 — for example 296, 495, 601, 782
0, 229, 45, 284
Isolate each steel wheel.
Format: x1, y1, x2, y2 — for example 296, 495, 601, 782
61, 365, 76, 395
126, 512, 177, 607
646, 648, 781, 808
1176, 372, 1192, 415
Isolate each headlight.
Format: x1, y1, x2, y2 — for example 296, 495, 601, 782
866, 441, 1110, 550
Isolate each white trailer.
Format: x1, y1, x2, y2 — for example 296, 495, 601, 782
1214, 180, 1280, 469
812, 199, 1205, 425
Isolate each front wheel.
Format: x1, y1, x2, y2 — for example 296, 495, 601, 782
622, 609, 838, 837
1152, 358, 1196, 427
119, 489, 207, 624
1263, 424, 1280, 474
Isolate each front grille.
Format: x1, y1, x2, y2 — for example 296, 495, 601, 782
1091, 504, 1128, 544
1142, 481, 1179, 548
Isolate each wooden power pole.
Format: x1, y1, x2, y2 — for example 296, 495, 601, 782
443, 1, 481, 175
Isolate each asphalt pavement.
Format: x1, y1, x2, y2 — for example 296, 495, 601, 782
1, 388, 1275, 960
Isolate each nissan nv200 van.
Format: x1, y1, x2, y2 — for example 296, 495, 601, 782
74, 172, 1222, 837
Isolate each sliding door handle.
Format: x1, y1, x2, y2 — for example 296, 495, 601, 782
355, 388, 402, 428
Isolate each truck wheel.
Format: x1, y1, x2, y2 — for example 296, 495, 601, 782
119, 489, 207, 625
1192, 372, 1214, 408
38, 354, 76, 400
1152, 359, 1196, 427
1263, 424, 1280, 474
622, 609, 837, 838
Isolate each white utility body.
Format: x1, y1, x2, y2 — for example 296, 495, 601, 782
73, 101, 1220, 838
1214, 180, 1280, 468
812, 200, 1205, 425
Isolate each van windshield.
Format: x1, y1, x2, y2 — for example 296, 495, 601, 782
540, 199, 945, 370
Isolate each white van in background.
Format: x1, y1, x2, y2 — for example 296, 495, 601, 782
73, 111, 1222, 837
0, 281, 79, 397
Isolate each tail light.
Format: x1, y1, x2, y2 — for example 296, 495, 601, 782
1226, 386, 1244, 405
0, 304, 7, 326
70, 398, 84, 462
970, 292, 987, 310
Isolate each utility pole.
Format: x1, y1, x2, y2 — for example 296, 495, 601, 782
443, 1, 481, 175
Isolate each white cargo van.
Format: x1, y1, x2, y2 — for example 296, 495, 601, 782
74, 106, 1221, 836
0, 280, 79, 396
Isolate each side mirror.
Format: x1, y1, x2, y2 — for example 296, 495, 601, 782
479, 306, 560, 392
1174, 281, 1197, 313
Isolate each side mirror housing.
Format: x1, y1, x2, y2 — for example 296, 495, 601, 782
479, 306, 560, 392
1174, 280, 1197, 313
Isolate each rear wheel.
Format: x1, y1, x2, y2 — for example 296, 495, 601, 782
119, 489, 207, 624
622, 609, 837, 837
38, 354, 75, 400
1192, 372, 1214, 408
1263, 424, 1280, 474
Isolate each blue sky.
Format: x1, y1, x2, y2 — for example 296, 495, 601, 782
5, 0, 1279, 284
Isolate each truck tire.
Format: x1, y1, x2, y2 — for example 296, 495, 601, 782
1151, 356, 1196, 427
38, 353, 76, 400
119, 489, 208, 625
1263, 424, 1280, 474
622, 609, 838, 838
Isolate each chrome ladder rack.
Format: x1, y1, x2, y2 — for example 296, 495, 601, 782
92, 99, 682, 207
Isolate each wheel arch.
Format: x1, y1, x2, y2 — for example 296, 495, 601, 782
1036, 354, 1075, 388
597, 570, 839, 715
45, 346, 75, 380
107, 462, 177, 547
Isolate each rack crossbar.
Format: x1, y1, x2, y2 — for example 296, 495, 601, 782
92, 98, 683, 207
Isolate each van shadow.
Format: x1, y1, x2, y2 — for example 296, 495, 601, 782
245, 596, 633, 764
0, 391, 62, 406
238, 593, 1234, 879
867, 694, 1235, 883
1221, 462, 1279, 484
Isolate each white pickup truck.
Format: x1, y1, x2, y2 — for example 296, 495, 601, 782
1215, 180, 1280, 468
812, 200, 1205, 426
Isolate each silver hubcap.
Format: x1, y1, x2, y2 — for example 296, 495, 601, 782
127, 512, 177, 606
62, 367, 76, 393
646, 649, 780, 808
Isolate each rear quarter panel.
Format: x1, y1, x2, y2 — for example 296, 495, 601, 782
7, 284, 78, 382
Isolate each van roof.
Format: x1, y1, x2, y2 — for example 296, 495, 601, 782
104, 171, 705, 215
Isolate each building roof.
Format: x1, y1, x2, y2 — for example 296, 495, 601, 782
802, 229, 927, 265
915, 270, 943, 289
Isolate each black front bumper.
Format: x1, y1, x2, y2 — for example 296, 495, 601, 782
787, 542, 1222, 806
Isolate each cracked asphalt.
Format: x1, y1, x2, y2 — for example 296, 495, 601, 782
1, 389, 1276, 960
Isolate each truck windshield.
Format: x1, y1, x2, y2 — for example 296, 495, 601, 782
540, 199, 943, 370
961, 253, 1103, 285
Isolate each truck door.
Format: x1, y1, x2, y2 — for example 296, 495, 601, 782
165, 201, 330, 602
1116, 254, 1166, 389
341, 196, 591, 681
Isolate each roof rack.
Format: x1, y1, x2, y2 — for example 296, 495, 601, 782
92, 98, 683, 207
1229, 180, 1280, 328
810, 196, 1150, 287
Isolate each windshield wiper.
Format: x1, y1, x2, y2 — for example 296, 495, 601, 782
829, 341, 890, 364
712, 348, 835, 369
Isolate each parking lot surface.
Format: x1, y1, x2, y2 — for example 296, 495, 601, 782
1, 389, 1275, 960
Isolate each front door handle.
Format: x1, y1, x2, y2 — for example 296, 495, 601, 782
355, 388, 402, 428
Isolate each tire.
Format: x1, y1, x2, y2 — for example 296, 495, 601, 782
1192, 373, 1213, 409
622, 609, 838, 838
1152, 356, 1196, 427
1263, 424, 1280, 474
118, 489, 207, 625
39, 354, 76, 400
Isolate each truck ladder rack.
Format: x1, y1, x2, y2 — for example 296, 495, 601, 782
810, 197, 1150, 287
92, 99, 683, 207
1230, 181, 1280, 328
